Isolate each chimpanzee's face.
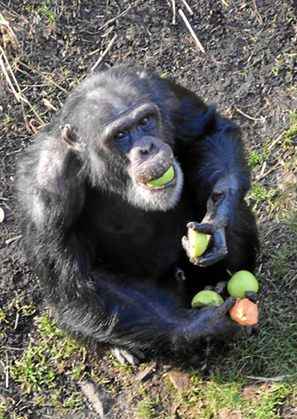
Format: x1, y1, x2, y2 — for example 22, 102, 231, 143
78, 88, 184, 212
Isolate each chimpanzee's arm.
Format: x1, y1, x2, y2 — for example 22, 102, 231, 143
168, 81, 258, 270
186, 116, 258, 270
16, 128, 237, 358
58, 268, 237, 356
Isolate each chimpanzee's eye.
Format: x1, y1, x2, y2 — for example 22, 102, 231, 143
139, 116, 150, 127
113, 130, 131, 152
115, 131, 127, 140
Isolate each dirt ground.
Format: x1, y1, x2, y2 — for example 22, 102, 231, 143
1, 1, 297, 418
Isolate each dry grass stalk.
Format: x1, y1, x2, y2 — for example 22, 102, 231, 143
234, 106, 265, 122
19, 61, 68, 94
99, 0, 142, 31
181, 0, 194, 16
0, 12, 19, 50
178, 9, 205, 53
171, 0, 176, 24
91, 34, 117, 72
0, 46, 44, 125
247, 374, 294, 382
79, 381, 104, 418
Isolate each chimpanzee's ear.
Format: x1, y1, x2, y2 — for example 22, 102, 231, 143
60, 124, 84, 152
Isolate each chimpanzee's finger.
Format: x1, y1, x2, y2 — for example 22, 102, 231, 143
187, 221, 215, 234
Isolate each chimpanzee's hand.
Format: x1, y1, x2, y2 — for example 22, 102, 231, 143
182, 176, 238, 267
179, 297, 240, 344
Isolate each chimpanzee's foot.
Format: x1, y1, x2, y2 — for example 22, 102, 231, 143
111, 347, 145, 366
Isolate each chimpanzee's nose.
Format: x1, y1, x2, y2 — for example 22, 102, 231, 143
131, 137, 158, 162
138, 140, 155, 156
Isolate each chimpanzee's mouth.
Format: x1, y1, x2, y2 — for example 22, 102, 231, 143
145, 165, 176, 190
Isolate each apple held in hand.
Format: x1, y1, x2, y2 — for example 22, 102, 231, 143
188, 228, 210, 259
191, 290, 224, 308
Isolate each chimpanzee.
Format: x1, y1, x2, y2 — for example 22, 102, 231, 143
16, 65, 258, 363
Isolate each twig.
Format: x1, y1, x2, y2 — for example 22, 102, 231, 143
0, 49, 27, 127
14, 312, 19, 330
0, 47, 22, 99
42, 76, 67, 94
99, 7, 131, 30
0, 47, 44, 124
171, 0, 176, 25
234, 106, 265, 122
0, 12, 19, 49
247, 374, 294, 382
0, 50, 19, 99
43, 98, 58, 112
99, 0, 142, 30
267, 132, 283, 151
0, 355, 9, 388
2, 346, 24, 351
259, 161, 267, 177
5, 355, 9, 388
19, 61, 68, 94
101, 25, 115, 39
91, 34, 117, 72
79, 381, 104, 418
5, 234, 22, 245
0, 207, 4, 223
181, 0, 194, 16
136, 362, 157, 382
255, 161, 281, 181
178, 9, 205, 53
252, 0, 263, 24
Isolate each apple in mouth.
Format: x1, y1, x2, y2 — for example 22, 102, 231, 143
146, 165, 175, 189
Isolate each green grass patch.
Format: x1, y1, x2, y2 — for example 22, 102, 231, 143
248, 150, 264, 168
135, 398, 158, 419
283, 111, 297, 146
180, 376, 294, 418
0, 400, 8, 419
271, 243, 297, 280
189, 377, 242, 415
248, 183, 277, 208
24, 0, 56, 24
177, 215, 297, 418
37, 1, 56, 24
219, 222, 297, 379
12, 341, 57, 393
248, 149, 270, 169
0, 308, 6, 323
271, 52, 297, 84
11, 313, 86, 406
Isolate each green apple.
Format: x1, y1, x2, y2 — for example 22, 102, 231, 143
191, 290, 224, 308
188, 228, 210, 258
146, 166, 175, 188
227, 270, 259, 298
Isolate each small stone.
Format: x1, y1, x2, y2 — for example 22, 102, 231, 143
167, 369, 190, 392
135, 362, 157, 382
218, 408, 243, 419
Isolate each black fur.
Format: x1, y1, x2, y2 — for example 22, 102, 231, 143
16, 66, 258, 359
